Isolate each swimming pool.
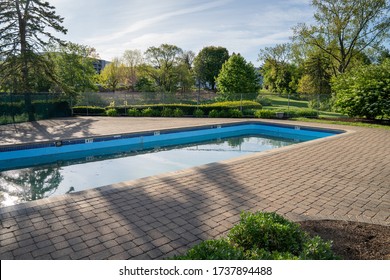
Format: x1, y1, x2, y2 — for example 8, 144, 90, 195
0, 122, 341, 206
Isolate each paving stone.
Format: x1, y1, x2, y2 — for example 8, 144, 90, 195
0, 118, 389, 260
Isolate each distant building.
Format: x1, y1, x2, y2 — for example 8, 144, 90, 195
93, 59, 110, 74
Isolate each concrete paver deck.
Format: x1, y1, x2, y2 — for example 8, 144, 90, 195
0, 117, 389, 259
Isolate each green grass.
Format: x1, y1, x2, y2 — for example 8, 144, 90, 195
262, 95, 309, 109
293, 117, 390, 130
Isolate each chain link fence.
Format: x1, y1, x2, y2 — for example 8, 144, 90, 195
0, 92, 71, 125
73, 91, 217, 108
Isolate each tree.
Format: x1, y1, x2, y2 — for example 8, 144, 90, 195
122, 49, 143, 91
332, 59, 390, 119
0, 0, 67, 120
51, 42, 98, 95
293, 0, 390, 76
99, 58, 124, 92
215, 53, 260, 100
194, 46, 229, 90
258, 43, 301, 94
144, 44, 183, 92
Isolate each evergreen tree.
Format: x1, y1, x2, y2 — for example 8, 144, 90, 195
0, 0, 67, 120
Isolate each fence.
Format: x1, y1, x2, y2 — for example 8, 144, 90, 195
74, 91, 218, 108
0, 92, 71, 125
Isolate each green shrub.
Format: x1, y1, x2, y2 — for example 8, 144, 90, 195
300, 236, 337, 260
172, 211, 338, 260
193, 108, 204, 118
106, 108, 118, 116
228, 212, 306, 255
173, 108, 184, 117
72, 106, 106, 115
208, 109, 220, 118
228, 109, 243, 118
254, 109, 275, 119
127, 108, 141, 117
141, 107, 160, 117
172, 239, 245, 260
161, 107, 173, 117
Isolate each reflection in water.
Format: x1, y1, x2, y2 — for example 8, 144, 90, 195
0, 167, 64, 207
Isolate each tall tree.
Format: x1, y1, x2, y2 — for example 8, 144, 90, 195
216, 53, 260, 100
293, 0, 390, 75
194, 46, 229, 90
51, 42, 98, 94
145, 44, 183, 92
258, 43, 300, 94
122, 49, 143, 91
99, 58, 124, 92
0, 0, 67, 120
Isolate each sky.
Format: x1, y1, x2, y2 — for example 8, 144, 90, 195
49, 0, 315, 66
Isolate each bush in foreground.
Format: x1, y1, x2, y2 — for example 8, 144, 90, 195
172, 211, 338, 260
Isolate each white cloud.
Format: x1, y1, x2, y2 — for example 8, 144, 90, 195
48, 0, 314, 64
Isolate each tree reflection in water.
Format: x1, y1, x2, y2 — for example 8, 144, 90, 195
0, 167, 64, 207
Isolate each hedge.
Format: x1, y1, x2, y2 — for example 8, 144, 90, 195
1, 100, 71, 118
72, 101, 262, 117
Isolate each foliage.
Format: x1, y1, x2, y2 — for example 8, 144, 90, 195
161, 107, 173, 117
72, 106, 106, 115
254, 109, 276, 119
256, 96, 273, 106
0, 0, 67, 121
173, 108, 184, 117
228, 109, 243, 118
194, 46, 230, 90
193, 108, 204, 118
122, 49, 143, 91
208, 109, 220, 118
141, 107, 160, 117
293, 0, 390, 75
258, 43, 301, 95
127, 108, 141, 117
98, 58, 125, 92
50, 42, 98, 95
172, 239, 245, 260
254, 108, 319, 119
332, 59, 390, 119
172, 211, 337, 260
105, 108, 118, 116
144, 44, 184, 92
216, 54, 260, 100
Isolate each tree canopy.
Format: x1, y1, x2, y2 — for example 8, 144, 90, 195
194, 46, 229, 90
0, 0, 67, 120
293, 0, 390, 75
216, 54, 260, 100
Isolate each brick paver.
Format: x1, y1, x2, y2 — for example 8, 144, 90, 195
0, 117, 389, 259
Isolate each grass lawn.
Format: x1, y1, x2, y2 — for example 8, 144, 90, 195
259, 92, 389, 130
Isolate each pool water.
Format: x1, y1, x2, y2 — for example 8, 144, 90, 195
0, 134, 296, 206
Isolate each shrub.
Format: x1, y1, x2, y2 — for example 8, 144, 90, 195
172, 239, 245, 260
208, 109, 220, 118
127, 108, 141, 117
161, 107, 173, 117
228, 212, 307, 255
173, 108, 184, 117
193, 108, 204, 118
141, 107, 160, 117
254, 109, 275, 119
105, 108, 118, 116
172, 211, 338, 260
72, 106, 106, 115
332, 59, 390, 119
228, 109, 243, 118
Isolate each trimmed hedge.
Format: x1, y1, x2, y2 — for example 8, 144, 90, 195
1, 100, 71, 118
254, 108, 319, 119
72, 101, 262, 117
172, 211, 338, 260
